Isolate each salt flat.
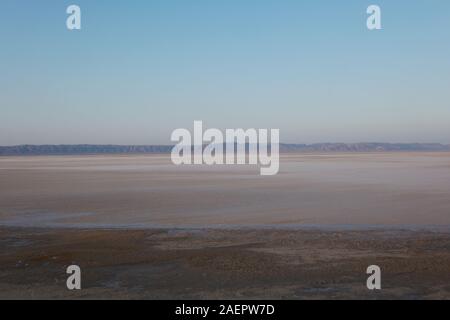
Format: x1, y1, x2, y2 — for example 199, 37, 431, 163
1, 152, 450, 229
2, 153, 450, 299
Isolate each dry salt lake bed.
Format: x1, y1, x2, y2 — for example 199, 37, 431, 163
1, 152, 450, 299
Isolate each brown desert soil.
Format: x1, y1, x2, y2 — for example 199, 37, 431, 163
1, 226, 450, 300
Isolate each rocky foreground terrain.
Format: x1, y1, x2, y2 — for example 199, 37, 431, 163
1, 227, 450, 299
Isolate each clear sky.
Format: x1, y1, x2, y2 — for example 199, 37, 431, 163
1, 0, 450, 145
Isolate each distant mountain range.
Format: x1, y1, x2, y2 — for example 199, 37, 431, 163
280, 143, 450, 152
0, 143, 449, 156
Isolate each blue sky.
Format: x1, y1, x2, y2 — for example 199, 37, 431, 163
1, 0, 450, 145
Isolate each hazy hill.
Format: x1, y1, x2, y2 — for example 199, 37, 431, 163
0, 143, 449, 156
280, 143, 450, 152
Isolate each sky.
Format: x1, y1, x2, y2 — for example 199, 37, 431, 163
1, 0, 450, 145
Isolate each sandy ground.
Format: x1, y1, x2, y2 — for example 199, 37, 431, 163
1, 153, 450, 299
1, 227, 450, 299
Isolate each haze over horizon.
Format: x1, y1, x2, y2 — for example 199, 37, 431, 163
1, 1, 450, 145
1, 142, 450, 147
